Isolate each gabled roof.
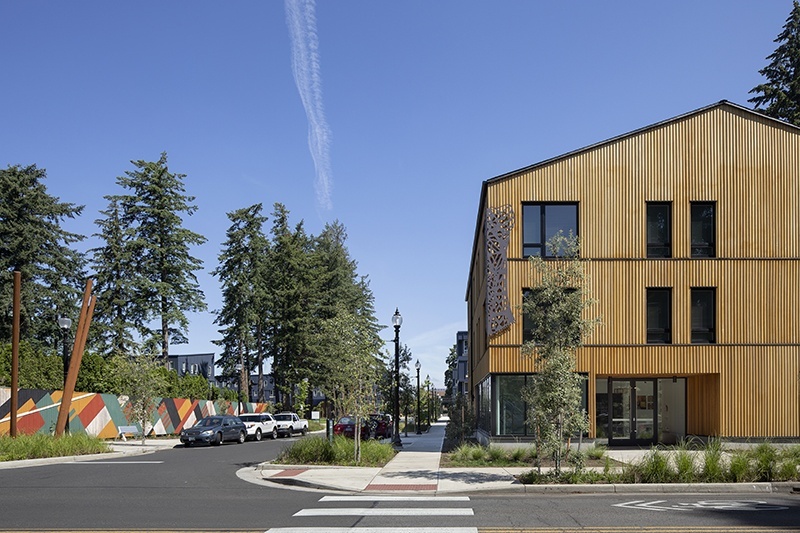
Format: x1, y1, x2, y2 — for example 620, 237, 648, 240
466, 100, 800, 300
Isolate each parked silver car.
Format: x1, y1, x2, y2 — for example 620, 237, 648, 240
239, 413, 278, 441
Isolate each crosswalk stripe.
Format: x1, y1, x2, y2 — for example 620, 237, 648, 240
320, 496, 470, 502
293, 507, 474, 516
267, 527, 478, 533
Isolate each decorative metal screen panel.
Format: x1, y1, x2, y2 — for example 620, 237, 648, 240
485, 205, 515, 337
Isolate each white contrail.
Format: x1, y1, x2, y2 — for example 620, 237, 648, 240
285, 0, 333, 212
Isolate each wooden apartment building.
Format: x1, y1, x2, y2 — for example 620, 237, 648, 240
466, 101, 800, 446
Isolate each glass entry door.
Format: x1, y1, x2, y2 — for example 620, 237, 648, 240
608, 379, 657, 446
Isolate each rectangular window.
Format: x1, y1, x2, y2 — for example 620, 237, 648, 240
647, 202, 671, 258
646, 288, 672, 344
691, 288, 716, 343
523, 203, 578, 257
691, 202, 716, 258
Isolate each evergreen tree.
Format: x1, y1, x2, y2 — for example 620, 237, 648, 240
212, 203, 270, 401
89, 197, 138, 355
749, 1, 800, 126
0, 164, 86, 346
264, 203, 314, 408
108, 153, 207, 357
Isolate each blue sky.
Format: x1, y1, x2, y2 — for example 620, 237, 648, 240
1, 1, 793, 388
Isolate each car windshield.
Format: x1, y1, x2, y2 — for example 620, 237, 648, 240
274, 414, 292, 421
195, 417, 222, 427
337, 417, 355, 425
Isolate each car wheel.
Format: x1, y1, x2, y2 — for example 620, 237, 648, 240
301, 427, 307, 436
183, 442, 191, 448
271, 427, 278, 439
213, 432, 222, 446
254, 429, 262, 442
237, 430, 246, 444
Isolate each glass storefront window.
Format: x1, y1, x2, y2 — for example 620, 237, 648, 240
496, 375, 526, 435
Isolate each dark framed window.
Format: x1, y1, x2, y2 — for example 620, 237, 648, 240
691, 288, 716, 343
647, 202, 671, 258
646, 288, 672, 344
691, 202, 716, 258
523, 203, 578, 257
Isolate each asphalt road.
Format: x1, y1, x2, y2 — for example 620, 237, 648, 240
0, 437, 798, 532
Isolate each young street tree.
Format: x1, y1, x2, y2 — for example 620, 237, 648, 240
749, 1, 800, 126
314, 307, 383, 462
521, 232, 599, 474
110, 351, 167, 444
0, 164, 86, 346
101, 153, 207, 358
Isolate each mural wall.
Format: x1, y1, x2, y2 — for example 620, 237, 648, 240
0, 387, 272, 439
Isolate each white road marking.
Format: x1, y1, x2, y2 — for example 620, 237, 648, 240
320, 496, 470, 502
293, 508, 474, 516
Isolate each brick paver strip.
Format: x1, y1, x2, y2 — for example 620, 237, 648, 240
271, 468, 308, 477
365, 483, 437, 491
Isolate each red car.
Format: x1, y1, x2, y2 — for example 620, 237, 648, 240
368, 414, 392, 439
333, 416, 369, 439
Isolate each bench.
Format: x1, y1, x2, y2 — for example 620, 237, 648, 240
117, 425, 141, 441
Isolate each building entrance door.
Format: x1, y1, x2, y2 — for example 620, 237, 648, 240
608, 379, 657, 446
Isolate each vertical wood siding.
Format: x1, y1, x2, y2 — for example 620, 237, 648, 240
468, 104, 800, 438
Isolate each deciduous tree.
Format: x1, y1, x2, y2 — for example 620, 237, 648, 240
521, 233, 599, 474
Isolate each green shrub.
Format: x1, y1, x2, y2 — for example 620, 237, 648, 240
751, 442, 778, 481
486, 445, 506, 463
638, 448, 674, 483
728, 452, 752, 482
510, 447, 526, 462
469, 445, 486, 462
276, 436, 395, 467
586, 444, 606, 460
674, 449, 696, 483
776, 458, 799, 481
0, 433, 109, 461
701, 439, 726, 482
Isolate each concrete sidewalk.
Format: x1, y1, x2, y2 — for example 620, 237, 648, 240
242, 420, 799, 495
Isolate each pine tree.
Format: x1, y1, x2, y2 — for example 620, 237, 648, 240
212, 203, 270, 402
90, 197, 138, 355
264, 203, 314, 408
0, 164, 86, 346
108, 153, 207, 357
749, 1, 800, 126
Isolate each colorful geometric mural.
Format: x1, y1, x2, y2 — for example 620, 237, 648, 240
0, 387, 272, 439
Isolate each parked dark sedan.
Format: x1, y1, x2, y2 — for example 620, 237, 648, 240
180, 415, 247, 447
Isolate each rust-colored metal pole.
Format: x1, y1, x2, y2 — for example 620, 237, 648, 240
55, 280, 94, 437
10, 271, 21, 438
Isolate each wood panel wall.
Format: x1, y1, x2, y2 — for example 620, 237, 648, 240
467, 103, 800, 438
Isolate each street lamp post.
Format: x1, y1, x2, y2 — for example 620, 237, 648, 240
426, 375, 432, 427
57, 316, 72, 434
391, 308, 403, 447
415, 359, 422, 434
57, 317, 72, 389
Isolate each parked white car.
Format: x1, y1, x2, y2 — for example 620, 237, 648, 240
238, 413, 278, 441
273, 412, 309, 437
